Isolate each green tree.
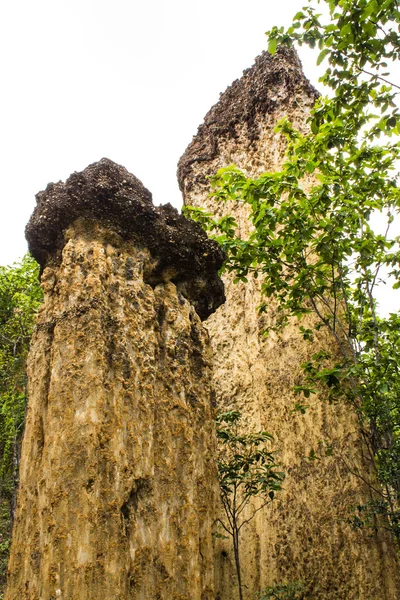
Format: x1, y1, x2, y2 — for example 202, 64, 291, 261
0, 255, 42, 589
187, 0, 400, 546
216, 411, 284, 600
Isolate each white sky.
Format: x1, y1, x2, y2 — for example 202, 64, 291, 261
0, 0, 316, 267
0, 0, 398, 314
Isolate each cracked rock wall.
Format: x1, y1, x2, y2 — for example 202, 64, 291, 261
6, 159, 224, 600
178, 48, 400, 600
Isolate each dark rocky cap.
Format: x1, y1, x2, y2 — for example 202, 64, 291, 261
26, 158, 225, 320
177, 46, 319, 191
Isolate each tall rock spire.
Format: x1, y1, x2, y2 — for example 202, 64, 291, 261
178, 47, 318, 197
179, 49, 400, 599
6, 159, 224, 600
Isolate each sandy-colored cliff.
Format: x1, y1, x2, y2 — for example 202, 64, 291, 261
178, 48, 400, 599
6, 159, 225, 600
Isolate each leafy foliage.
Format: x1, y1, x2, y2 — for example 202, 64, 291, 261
0, 255, 42, 483
256, 580, 305, 600
0, 498, 11, 598
0, 255, 42, 590
216, 411, 284, 600
187, 0, 400, 547
348, 497, 400, 539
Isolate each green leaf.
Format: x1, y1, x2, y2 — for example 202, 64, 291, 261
317, 49, 330, 65
268, 37, 277, 55
340, 22, 352, 37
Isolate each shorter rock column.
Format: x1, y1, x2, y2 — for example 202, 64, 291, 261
6, 158, 225, 600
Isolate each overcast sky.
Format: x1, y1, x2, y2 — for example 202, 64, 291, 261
1, 1, 399, 314
0, 0, 319, 267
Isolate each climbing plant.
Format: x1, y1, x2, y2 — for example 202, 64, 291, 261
216, 410, 284, 600
186, 0, 400, 546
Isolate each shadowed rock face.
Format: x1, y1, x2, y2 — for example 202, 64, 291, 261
26, 158, 225, 320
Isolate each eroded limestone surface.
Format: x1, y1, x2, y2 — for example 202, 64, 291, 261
6, 160, 223, 600
179, 47, 400, 599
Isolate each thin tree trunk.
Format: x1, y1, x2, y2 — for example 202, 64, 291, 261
233, 526, 243, 600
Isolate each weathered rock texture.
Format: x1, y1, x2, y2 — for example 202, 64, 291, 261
6, 159, 224, 600
179, 48, 400, 599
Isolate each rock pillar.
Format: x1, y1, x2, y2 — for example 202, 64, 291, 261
6, 158, 225, 600
178, 48, 400, 599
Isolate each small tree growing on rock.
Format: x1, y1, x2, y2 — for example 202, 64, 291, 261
216, 410, 284, 600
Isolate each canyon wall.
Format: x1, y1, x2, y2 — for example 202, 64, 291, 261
6, 159, 225, 600
178, 48, 400, 599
